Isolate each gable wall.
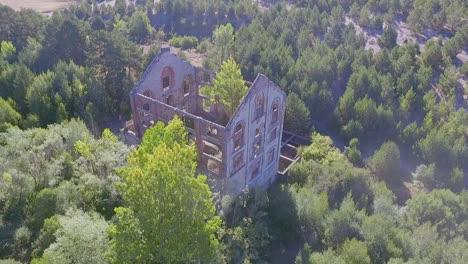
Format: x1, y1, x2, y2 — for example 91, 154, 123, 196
225, 75, 286, 195
134, 52, 195, 102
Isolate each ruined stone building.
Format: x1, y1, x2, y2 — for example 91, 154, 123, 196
123, 48, 297, 195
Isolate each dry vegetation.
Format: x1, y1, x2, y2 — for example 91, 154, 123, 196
0, 0, 76, 13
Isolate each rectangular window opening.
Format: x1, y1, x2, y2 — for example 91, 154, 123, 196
270, 128, 277, 143
232, 152, 244, 175
183, 117, 195, 129
251, 166, 260, 179
207, 159, 220, 175
267, 148, 275, 165
207, 126, 219, 138
253, 140, 261, 158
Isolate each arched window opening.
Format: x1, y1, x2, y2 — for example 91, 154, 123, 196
161, 66, 174, 92
255, 93, 264, 119
163, 76, 170, 90
272, 100, 279, 123
233, 122, 245, 151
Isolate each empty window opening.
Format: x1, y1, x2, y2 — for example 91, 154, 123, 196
233, 122, 245, 152
233, 152, 244, 174
203, 142, 222, 159
253, 140, 261, 158
267, 148, 275, 165
255, 128, 261, 138
161, 66, 174, 92
183, 117, 195, 129
234, 137, 243, 151
207, 159, 220, 175
270, 128, 277, 143
163, 76, 170, 91
272, 100, 279, 123
142, 103, 150, 111
166, 94, 175, 106
188, 133, 196, 143
251, 165, 260, 179
183, 77, 190, 95
255, 93, 265, 119
143, 90, 152, 98
235, 123, 243, 133
207, 126, 219, 138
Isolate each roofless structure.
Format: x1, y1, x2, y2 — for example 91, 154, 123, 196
122, 48, 302, 195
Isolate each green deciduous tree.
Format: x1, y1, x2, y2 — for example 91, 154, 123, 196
202, 58, 247, 118
324, 196, 365, 248
299, 132, 344, 165
33, 209, 109, 264
340, 238, 371, 264
0, 41, 16, 61
310, 249, 346, 264
26, 188, 59, 233
0, 98, 21, 132
220, 189, 271, 263
405, 190, 468, 241
108, 117, 221, 263
31, 216, 60, 259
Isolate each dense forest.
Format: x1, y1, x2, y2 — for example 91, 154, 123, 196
0, 0, 467, 263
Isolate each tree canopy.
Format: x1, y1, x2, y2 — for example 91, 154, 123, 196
108, 117, 221, 263
202, 58, 248, 118
0, 0, 468, 263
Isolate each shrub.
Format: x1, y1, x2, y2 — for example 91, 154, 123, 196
169, 36, 199, 50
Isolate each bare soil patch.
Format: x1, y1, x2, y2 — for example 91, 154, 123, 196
168, 46, 207, 68
0, 0, 76, 13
